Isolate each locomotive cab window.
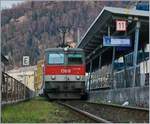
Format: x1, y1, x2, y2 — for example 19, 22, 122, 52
48, 53, 64, 64
68, 53, 83, 65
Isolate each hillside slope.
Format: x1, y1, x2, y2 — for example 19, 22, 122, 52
1, 1, 134, 67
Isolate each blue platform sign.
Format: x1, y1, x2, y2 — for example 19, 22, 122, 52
103, 36, 130, 47
136, 3, 149, 11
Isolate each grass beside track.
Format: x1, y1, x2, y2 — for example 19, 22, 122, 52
2, 97, 92, 123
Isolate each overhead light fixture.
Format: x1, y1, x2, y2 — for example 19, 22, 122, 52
134, 17, 139, 21
128, 16, 133, 23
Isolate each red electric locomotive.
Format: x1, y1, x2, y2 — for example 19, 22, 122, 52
43, 48, 87, 99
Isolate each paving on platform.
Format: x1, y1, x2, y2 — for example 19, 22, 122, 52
2, 96, 92, 123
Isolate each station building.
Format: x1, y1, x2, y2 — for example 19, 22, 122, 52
77, 6, 149, 108
7, 66, 37, 91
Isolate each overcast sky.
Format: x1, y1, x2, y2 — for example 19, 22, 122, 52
1, 0, 25, 10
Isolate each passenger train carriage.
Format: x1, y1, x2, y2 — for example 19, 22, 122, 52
43, 48, 87, 99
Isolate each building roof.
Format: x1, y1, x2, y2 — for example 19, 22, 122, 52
7, 65, 37, 73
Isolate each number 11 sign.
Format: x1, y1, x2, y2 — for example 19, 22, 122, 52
116, 20, 127, 31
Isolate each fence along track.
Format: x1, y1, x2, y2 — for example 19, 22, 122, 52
57, 101, 111, 123
1, 72, 34, 105
64, 101, 149, 123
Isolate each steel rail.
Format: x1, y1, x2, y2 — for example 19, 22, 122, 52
57, 101, 111, 123
64, 101, 149, 123
86, 101, 149, 111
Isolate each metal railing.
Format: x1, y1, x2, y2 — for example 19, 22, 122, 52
1, 72, 34, 105
86, 64, 149, 90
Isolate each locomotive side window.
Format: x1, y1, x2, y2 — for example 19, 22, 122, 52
68, 53, 83, 65
48, 53, 64, 64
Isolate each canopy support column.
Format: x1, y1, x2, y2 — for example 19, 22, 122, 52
132, 21, 140, 87
89, 60, 93, 91
98, 55, 101, 69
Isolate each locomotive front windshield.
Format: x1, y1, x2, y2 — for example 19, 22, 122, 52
48, 53, 64, 64
68, 53, 83, 65
46, 51, 84, 65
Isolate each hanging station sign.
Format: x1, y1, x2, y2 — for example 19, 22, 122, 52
103, 36, 131, 47
116, 20, 127, 31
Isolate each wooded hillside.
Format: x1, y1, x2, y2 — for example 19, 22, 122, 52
1, 1, 134, 68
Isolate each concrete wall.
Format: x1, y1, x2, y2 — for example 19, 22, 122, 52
89, 86, 149, 108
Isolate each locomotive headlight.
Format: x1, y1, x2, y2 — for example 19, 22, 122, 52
76, 76, 81, 80
51, 75, 56, 80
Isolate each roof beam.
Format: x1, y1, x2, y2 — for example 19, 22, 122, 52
85, 48, 94, 52
86, 47, 111, 64
85, 47, 94, 50
87, 43, 98, 47
112, 15, 149, 23
93, 35, 100, 39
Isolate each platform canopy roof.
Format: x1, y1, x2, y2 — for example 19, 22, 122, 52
77, 6, 149, 65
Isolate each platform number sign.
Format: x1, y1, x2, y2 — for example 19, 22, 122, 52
116, 20, 127, 31
23, 56, 30, 66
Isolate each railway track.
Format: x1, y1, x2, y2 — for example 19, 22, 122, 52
57, 101, 111, 123
57, 101, 149, 123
